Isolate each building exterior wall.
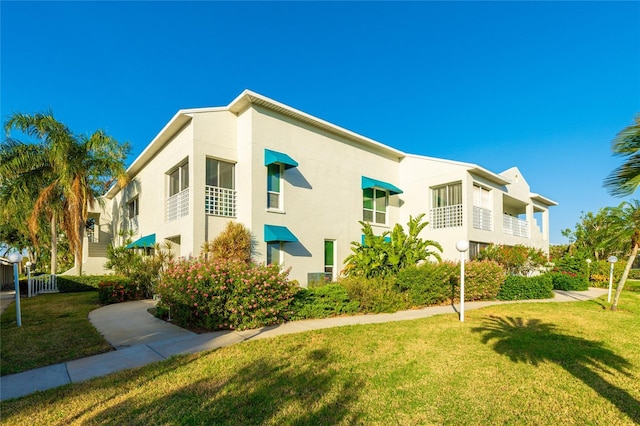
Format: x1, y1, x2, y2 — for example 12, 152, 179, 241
79, 91, 556, 282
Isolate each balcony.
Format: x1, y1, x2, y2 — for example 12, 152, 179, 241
473, 206, 492, 231
205, 185, 236, 217
166, 188, 189, 222
430, 204, 463, 229
503, 215, 529, 238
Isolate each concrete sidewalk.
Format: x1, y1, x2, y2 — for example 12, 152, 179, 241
0, 288, 608, 401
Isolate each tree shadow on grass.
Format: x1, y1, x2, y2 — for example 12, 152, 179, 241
87, 346, 364, 425
472, 316, 639, 423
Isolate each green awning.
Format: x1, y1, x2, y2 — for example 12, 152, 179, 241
265, 149, 298, 169
126, 234, 156, 249
264, 225, 298, 242
361, 176, 403, 195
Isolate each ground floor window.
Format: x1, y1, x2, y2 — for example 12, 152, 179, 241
324, 240, 336, 281
266, 242, 282, 265
469, 241, 490, 260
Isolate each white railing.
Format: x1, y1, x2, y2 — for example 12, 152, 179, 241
28, 274, 58, 297
473, 206, 492, 231
87, 228, 99, 243
205, 185, 237, 217
430, 204, 463, 229
166, 188, 189, 222
503, 215, 529, 238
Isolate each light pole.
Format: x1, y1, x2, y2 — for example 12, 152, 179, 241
456, 240, 469, 322
26, 261, 32, 298
8, 252, 23, 327
586, 259, 592, 288
607, 256, 618, 303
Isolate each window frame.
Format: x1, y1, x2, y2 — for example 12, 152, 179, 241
324, 239, 337, 282
266, 241, 283, 265
168, 160, 189, 197
267, 163, 283, 211
127, 196, 139, 219
206, 157, 235, 190
363, 187, 389, 225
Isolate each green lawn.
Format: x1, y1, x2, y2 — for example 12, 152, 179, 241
2, 291, 638, 425
0, 292, 113, 376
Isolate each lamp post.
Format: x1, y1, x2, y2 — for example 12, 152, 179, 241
586, 259, 592, 288
607, 256, 618, 303
7, 252, 23, 327
26, 261, 32, 298
456, 240, 469, 322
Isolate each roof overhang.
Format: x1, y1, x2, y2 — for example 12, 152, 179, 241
531, 193, 558, 206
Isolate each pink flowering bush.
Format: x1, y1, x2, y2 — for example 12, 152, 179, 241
155, 258, 299, 331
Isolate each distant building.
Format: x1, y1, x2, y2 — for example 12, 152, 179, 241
71, 90, 557, 285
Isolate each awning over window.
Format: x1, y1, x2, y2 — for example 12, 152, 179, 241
126, 234, 156, 249
264, 225, 298, 242
264, 148, 298, 169
361, 176, 403, 195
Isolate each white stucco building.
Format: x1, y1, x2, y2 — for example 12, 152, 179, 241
78, 90, 557, 285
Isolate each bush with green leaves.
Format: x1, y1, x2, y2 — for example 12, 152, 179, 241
98, 277, 142, 304
202, 221, 253, 263
289, 284, 360, 320
550, 271, 589, 291
497, 274, 554, 300
457, 260, 505, 301
155, 258, 299, 331
396, 261, 457, 307
343, 214, 442, 278
477, 244, 548, 276
57, 275, 108, 292
339, 275, 408, 313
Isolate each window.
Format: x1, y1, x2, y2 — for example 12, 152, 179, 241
127, 196, 139, 219
432, 182, 462, 207
166, 160, 189, 222
169, 161, 189, 196
430, 182, 463, 229
473, 184, 492, 231
324, 240, 336, 281
469, 241, 489, 260
267, 163, 282, 210
363, 188, 388, 224
206, 158, 234, 189
266, 241, 282, 265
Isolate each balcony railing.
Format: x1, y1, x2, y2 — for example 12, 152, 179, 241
430, 204, 463, 229
473, 206, 492, 231
503, 215, 529, 238
166, 188, 189, 222
205, 185, 236, 217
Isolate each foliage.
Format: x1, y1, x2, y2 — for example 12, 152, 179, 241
343, 214, 442, 278
202, 221, 253, 263
476, 243, 548, 276
57, 275, 105, 292
289, 284, 360, 320
604, 114, 640, 197
155, 258, 299, 331
98, 278, 144, 305
105, 232, 175, 299
456, 260, 505, 301
562, 208, 627, 261
339, 275, 409, 313
3, 111, 130, 275
496, 274, 554, 300
396, 261, 457, 306
549, 271, 589, 291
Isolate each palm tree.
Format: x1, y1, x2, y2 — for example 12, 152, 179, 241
604, 115, 640, 197
4, 111, 129, 275
602, 200, 640, 311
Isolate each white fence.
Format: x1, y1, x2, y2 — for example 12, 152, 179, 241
28, 274, 58, 297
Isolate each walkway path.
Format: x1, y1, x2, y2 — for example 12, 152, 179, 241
0, 288, 608, 401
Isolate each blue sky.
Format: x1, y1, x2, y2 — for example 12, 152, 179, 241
2, 1, 639, 245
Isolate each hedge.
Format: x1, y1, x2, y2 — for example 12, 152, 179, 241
289, 284, 360, 320
550, 271, 588, 291
497, 274, 554, 301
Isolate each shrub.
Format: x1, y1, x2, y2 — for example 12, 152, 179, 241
202, 222, 253, 263
56, 275, 107, 292
550, 271, 588, 291
497, 274, 554, 300
396, 261, 457, 307
155, 258, 299, 331
339, 275, 408, 313
477, 244, 548, 276
628, 269, 640, 280
289, 284, 360, 320
98, 277, 143, 305
458, 260, 505, 301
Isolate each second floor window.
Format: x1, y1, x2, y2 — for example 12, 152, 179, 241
267, 163, 282, 210
169, 161, 189, 196
127, 196, 139, 219
206, 158, 234, 189
363, 188, 388, 225
432, 182, 462, 207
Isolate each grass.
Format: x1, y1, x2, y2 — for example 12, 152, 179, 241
1, 291, 639, 425
0, 292, 113, 376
